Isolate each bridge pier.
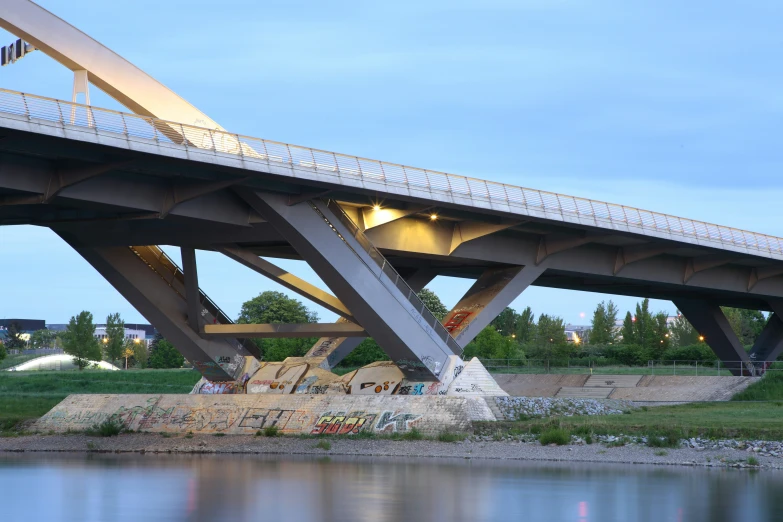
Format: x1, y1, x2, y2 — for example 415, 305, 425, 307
673, 299, 754, 376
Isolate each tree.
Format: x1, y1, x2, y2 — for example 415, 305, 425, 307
490, 307, 517, 337
417, 288, 448, 321
30, 329, 57, 349
670, 312, 701, 347
514, 306, 536, 344
3, 322, 25, 350
148, 335, 185, 369
620, 312, 635, 345
0, 341, 5, 364
590, 300, 619, 344
463, 327, 519, 360
62, 311, 101, 370
104, 313, 125, 366
237, 291, 319, 360
132, 340, 149, 369
238, 291, 318, 324
340, 338, 389, 367
722, 307, 766, 346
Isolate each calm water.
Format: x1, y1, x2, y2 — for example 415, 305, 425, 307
1, 454, 781, 522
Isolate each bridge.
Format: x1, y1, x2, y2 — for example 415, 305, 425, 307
1, 0, 782, 386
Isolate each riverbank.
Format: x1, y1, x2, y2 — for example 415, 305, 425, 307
2, 432, 781, 470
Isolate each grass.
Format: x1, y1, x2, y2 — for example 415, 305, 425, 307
400, 428, 424, 441
476, 401, 783, 441
732, 372, 783, 401
646, 429, 682, 448
263, 425, 280, 437
85, 418, 125, 437
0, 354, 41, 370
315, 440, 331, 450
539, 428, 571, 445
747, 456, 760, 466
0, 369, 201, 435
655, 450, 668, 456
437, 431, 465, 443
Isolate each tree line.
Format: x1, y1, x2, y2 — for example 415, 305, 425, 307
0, 312, 183, 370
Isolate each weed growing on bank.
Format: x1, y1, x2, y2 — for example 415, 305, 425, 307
316, 440, 331, 451
264, 425, 280, 437
538, 428, 571, 446
85, 418, 125, 437
733, 372, 783, 401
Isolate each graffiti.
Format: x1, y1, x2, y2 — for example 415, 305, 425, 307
239, 409, 295, 429
376, 411, 421, 432
412, 383, 424, 395
216, 356, 232, 365
359, 381, 395, 394
310, 337, 338, 357
453, 365, 464, 379
310, 385, 329, 394
295, 376, 318, 394
398, 386, 411, 395
453, 383, 485, 394
311, 411, 376, 435
196, 381, 243, 395
166, 406, 245, 431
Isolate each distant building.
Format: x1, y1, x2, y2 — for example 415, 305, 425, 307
0, 318, 45, 333
47, 323, 157, 346
94, 325, 149, 346
565, 324, 590, 344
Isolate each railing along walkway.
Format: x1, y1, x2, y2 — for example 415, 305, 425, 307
2, 88, 783, 260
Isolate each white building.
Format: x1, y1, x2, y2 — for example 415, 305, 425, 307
94, 326, 149, 346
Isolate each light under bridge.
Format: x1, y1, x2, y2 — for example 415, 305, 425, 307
1, 0, 782, 383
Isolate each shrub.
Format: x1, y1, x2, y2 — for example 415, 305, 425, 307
316, 440, 331, 450
437, 432, 464, 443
747, 456, 759, 466
401, 428, 424, 441
264, 425, 280, 437
539, 428, 571, 446
212, 432, 226, 437
86, 418, 125, 437
646, 429, 681, 448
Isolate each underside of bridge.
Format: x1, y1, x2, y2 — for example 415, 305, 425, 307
1, 0, 782, 387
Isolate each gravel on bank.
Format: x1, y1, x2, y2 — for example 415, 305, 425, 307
1, 433, 781, 470
495, 397, 635, 419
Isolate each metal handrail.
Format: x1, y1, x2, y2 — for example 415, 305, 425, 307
3, 88, 783, 259
320, 199, 463, 354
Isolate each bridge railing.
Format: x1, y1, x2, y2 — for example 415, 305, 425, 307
481, 358, 782, 376
2, 88, 783, 259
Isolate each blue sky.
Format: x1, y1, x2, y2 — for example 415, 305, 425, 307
2, 0, 783, 325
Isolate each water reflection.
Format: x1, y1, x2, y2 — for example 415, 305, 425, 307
0, 454, 781, 522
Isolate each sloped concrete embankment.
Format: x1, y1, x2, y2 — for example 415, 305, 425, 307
34, 394, 497, 436
494, 374, 759, 402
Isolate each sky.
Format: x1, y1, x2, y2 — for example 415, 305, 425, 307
2, 0, 783, 326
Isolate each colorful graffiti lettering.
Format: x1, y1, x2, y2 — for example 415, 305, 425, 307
238, 409, 295, 429
311, 411, 377, 435
375, 411, 421, 432
295, 376, 318, 394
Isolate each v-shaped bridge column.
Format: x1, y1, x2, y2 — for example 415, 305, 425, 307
236, 190, 456, 380
305, 268, 438, 369
673, 299, 753, 376
58, 234, 252, 381
748, 301, 783, 364
444, 265, 547, 346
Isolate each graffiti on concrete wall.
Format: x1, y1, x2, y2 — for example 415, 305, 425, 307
311, 411, 376, 435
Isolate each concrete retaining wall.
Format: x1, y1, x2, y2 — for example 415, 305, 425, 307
34, 394, 497, 436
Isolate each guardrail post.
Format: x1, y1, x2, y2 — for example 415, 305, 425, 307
21, 93, 30, 118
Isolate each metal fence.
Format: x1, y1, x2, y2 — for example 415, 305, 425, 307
482, 358, 782, 376
2, 88, 783, 260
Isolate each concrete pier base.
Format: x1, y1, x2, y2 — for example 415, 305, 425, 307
34, 394, 498, 436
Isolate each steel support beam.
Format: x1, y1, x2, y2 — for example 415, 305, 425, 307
304, 268, 438, 368
219, 245, 353, 320
748, 313, 783, 363
203, 323, 367, 338
59, 236, 251, 381
444, 264, 547, 346
180, 247, 202, 334
673, 299, 753, 375
235, 189, 455, 380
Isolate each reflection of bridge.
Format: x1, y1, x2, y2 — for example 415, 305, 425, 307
2, 1, 783, 382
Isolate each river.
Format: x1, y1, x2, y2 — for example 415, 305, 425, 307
1, 454, 781, 521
